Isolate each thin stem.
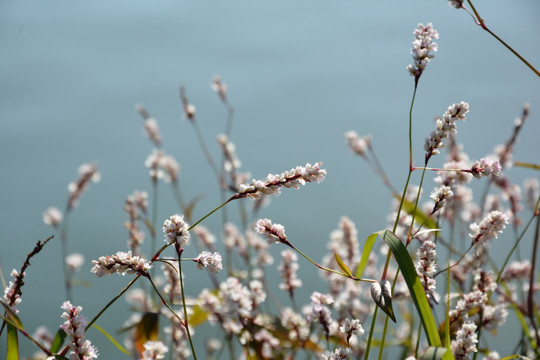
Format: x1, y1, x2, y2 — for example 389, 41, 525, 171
527, 214, 540, 348
364, 306, 379, 359
175, 245, 198, 360
434, 243, 474, 278
86, 275, 141, 330
60, 209, 72, 301
465, 0, 540, 77
292, 245, 375, 283
495, 209, 537, 284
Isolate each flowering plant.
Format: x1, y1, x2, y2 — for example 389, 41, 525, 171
2, 3, 539, 360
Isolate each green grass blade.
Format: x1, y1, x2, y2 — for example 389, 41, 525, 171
421, 346, 454, 360
7, 323, 19, 360
0, 300, 24, 329
397, 196, 438, 230
355, 233, 378, 278
377, 230, 442, 347
334, 253, 353, 278
49, 329, 66, 353
92, 323, 130, 356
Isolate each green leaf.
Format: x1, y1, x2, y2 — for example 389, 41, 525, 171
514, 161, 540, 170
421, 346, 454, 360
501, 356, 534, 360
7, 323, 19, 360
0, 300, 24, 329
397, 196, 438, 230
355, 233, 377, 278
334, 253, 353, 278
92, 323, 130, 356
49, 329, 66, 353
377, 230, 442, 347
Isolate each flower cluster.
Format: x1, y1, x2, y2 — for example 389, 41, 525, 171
407, 23, 439, 82
42, 206, 63, 227
470, 157, 502, 179
60, 301, 98, 359
254, 218, 288, 244
163, 214, 190, 245
141, 340, 168, 360
469, 210, 509, 245
278, 250, 302, 297
424, 102, 469, 160
237, 162, 326, 200
212, 75, 228, 103
429, 185, 453, 213
91, 251, 151, 278
345, 131, 371, 157
451, 321, 478, 359
67, 163, 100, 209
145, 149, 180, 183
3, 269, 23, 314
194, 251, 223, 274
415, 240, 439, 304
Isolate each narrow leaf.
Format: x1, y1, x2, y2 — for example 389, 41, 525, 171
0, 300, 24, 329
421, 346, 454, 360
334, 253, 353, 278
7, 323, 19, 360
397, 196, 437, 230
92, 323, 130, 355
355, 233, 377, 278
514, 161, 540, 170
377, 230, 442, 347
49, 329, 66, 353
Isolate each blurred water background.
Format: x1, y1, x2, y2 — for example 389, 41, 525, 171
1, 0, 540, 358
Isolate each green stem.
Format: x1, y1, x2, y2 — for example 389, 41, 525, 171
466, 0, 540, 77
364, 306, 379, 359
377, 84, 418, 358
86, 275, 141, 330
60, 209, 72, 301
175, 245, 198, 360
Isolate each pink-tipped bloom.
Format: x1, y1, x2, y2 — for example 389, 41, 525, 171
407, 23, 439, 82
345, 131, 371, 157
163, 214, 190, 245
237, 162, 326, 200
278, 250, 302, 296
60, 301, 98, 359
430, 185, 453, 213
3, 269, 24, 314
43, 206, 63, 227
470, 157, 502, 179
451, 321, 478, 359
66, 253, 85, 273
255, 218, 287, 244
415, 241, 439, 304
67, 163, 100, 209
141, 340, 168, 360
424, 102, 469, 159
194, 251, 223, 274
91, 251, 151, 278
469, 210, 509, 245
212, 75, 228, 102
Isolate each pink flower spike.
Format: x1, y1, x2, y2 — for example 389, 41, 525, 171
60, 301, 98, 359
237, 162, 326, 200
255, 218, 288, 245
470, 157, 502, 179
194, 251, 223, 274
91, 251, 151, 278
163, 214, 190, 246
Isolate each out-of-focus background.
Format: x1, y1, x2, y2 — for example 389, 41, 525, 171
1, 0, 539, 358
